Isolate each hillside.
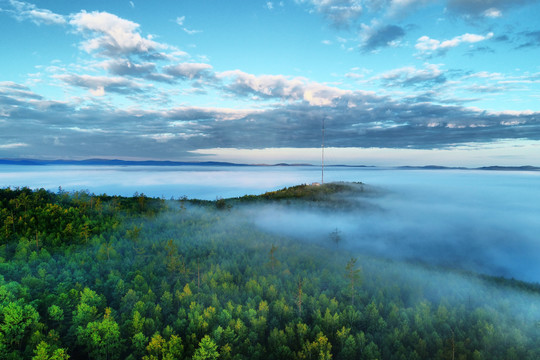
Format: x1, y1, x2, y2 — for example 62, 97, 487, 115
0, 185, 539, 359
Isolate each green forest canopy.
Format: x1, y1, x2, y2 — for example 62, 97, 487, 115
0, 184, 539, 359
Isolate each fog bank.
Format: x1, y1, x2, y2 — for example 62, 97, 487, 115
247, 170, 540, 283
2, 164, 539, 282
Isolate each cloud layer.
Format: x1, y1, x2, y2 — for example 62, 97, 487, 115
1, 0, 539, 162
1, 77, 539, 160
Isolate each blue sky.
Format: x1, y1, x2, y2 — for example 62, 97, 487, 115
1, 0, 540, 166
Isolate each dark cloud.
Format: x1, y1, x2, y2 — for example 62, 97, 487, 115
104, 60, 176, 84
299, 0, 363, 28
361, 25, 405, 51
363, 0, 388, 13
447, 0, 533, 18
0, 82, 43, 100
144, 73, 176, 84
377, 65, 446, 88
469, 45, 494, 53
494, 34, 510, 42
163, 63, 214, 80
516, 30, 540, 48
105, 60, 156, 76
56, 74, 143, 95
1, 80, 540, 159
181, 101, 540, 150
402, 75, 446, 87
0, 95, 26, 106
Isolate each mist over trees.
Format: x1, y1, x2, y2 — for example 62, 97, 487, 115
1, 184, 540, 359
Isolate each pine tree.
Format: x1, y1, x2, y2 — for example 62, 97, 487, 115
193, 335, 219, 360
345, 258, 362, 306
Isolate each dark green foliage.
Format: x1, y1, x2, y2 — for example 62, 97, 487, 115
0, 187, 166, 250
257, 183, 360, 201
0, 186, 539, 359
231, 182, 379, 213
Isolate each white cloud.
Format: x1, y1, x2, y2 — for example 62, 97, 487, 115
483, 8, 502, 18
183, 28, 202, 35
27, 9, 66, 25
267, 2, 274, 10
219, 70, 306, 100
70, 11, 165, 57
0, 143, 28, 149
8, 0, 66, 25
464, 71, 503, 80
345, 72, 364, 79
416, 32, 494, 55
219, 70, 350, 106
141, 133, 179, 142
378, 63, 444, 85
176, 15, 202, 35
89, 87, 105, 96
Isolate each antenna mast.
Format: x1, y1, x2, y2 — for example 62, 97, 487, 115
321, 117, 325, 184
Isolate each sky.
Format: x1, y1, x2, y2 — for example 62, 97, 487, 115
1, 0, 540, 166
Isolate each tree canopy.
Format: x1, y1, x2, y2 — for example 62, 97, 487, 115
0, 185, 539, 359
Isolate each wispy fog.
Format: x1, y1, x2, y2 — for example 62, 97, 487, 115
0, 165, 312, 199
2, 165, 539, 282
245, 169, 540, 283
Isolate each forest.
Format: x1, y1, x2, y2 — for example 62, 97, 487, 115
1, 183, 540, 360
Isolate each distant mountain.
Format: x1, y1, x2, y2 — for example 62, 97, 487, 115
397, 165, 466, 170
271, 163, 314, 167
0, 158, 250, 167
398, 165, 539, 171
476, 165, 540, 171
1, 158, 538, 171
327, 164, 375, 168
0, 158, 44, 165
0, 158, 319, 167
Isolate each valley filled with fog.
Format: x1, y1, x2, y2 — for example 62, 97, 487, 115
2, 165, 539, 283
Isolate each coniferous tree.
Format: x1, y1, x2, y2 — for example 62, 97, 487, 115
193, 335, 219, 360
345, 258, 361, 306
